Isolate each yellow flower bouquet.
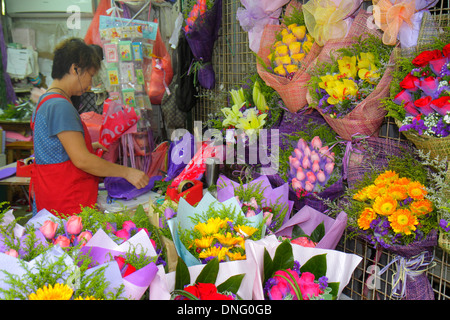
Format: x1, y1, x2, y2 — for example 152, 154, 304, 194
256, 1, 322, 113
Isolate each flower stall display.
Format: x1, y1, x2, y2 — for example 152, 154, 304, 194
275, 205, 348, 250
183, 0, 222, 89
308, 32, 395, 140
246, 235, 362, 300
216, 175, 294, 234
236, 0, 290, 53
383, 43, 450, 160
168, 192, 265, 267
256, 1, 322, 112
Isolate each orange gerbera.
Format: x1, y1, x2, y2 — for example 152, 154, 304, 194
374, 170, 399, 186
373, 195, 397, 216
407, 181, 427, 200
410, 199, 433, 215
365, 184, 381, 200
388, 208, 418, 235
393, 177, 411, 186
353, 189, 368, 202
357, 207, 377, 230
387, 184, 408, 201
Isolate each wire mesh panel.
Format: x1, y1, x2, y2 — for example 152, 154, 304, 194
190, 0, 450, 299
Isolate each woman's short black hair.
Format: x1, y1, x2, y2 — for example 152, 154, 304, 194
51, 38, 101, 79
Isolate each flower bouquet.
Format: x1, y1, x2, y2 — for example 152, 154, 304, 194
236, 0, 290, 53
183, 0, 222, 89
343, 155, 439, 299
308, 30, 395, 140
168, 192, 265, 267
275, 205, 348, 250
383, 43, 450, 161
216, 175, 294, 233
246, 235, 362, 300
256, 1, 322, 112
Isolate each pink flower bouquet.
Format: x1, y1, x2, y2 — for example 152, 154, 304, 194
245, 235, 362, 300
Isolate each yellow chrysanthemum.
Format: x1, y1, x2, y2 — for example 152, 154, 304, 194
234, 225, 258, 238
407, 181, 428, 200
387, 184, 408, 201
388, 209, 418, 235
195, 218, 231, 236
198, 246, 229, 261
195, 236, 215, 249
28, 283, 73, 300
226, 251, 246, 261
215, 232, 241, 247
373, 195, 397, 216
410, 199, 434, 215
357, 207, 377, 230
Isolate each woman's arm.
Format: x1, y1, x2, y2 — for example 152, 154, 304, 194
57, 130, 150, 189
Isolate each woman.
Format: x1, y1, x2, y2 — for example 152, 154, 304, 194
31, 38, 149, 217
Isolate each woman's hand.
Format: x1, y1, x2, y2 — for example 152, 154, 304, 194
92, 142, 108, 152
125, 167, 150, 189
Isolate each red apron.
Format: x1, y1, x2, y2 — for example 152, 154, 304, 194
30, 93, 99, 217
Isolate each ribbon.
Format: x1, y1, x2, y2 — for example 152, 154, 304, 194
302, 0, 359, 46
378, 251, 435, 299
373, 0, 416, 46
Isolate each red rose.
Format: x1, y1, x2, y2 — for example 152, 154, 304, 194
431, 96, 450, 115
122, 263, 136, 277
183, 285, 200, 298
443, 43, 450, 58
197, 283, 218, 299
399, 73, 419, 91
412, 49, 443, 67
414, 96, 434, 115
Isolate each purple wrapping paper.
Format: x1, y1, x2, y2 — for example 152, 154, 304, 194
217, 174, 294, 227
104, 175, 162, 200
185, 0, 222, 89
275, 205, 347, 250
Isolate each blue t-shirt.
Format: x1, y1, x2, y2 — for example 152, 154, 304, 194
33, 93, 84, 164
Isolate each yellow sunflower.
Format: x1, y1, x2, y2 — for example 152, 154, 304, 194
388, 209, 418, 235
195, 236, 215, 249
357, 207, 377, 230
198, 246, 229, 261
407, 181, 428, 200
28, 283, 73, 300
409, 199, 433, 215
373, 195, 397, 216
195, 217, 231, 236
215, 232, 241, 247
226, 251, 246, 261
74, 296, 102, 300
234, 225, 258, 238
364, 184, 382, 200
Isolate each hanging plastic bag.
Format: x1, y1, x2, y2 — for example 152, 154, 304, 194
84, 0, 111, 46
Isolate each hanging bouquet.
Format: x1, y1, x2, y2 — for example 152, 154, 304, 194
183, 0, 222, 89
171, 257, 244, 300
216, 175, 294, 234
257, 2, 322, 112
383, 42, 450, 161
168, 193, 264, 266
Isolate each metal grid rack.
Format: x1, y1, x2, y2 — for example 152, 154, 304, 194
190, 0, 450, 299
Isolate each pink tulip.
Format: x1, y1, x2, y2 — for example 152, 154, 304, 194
39, 220, 59, 240
289, 156, 300, 169
312, 160, 320, 173
54, 235, 71, 248
318, 146, 329, 156
311, 136, 322, 150
325, 152, 335, 163
291, 178, 303, 190
263, 212, 273, 226
246, 209, 256, 217
297, 139, 308, 150
66, 215, 82, 235
293, 148, 303, 160
303, 146, 311, 158
122, 221, 136, 233
317, 170, 326, 183
304, 181, 314, 192
325, 162, 334, 175
310, 151, 320, 163
302, 157, 311, 169
77, 231, 93, 247
5, 249, 18, 258
306, 171, 316, 183
296, 167, 306, 181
